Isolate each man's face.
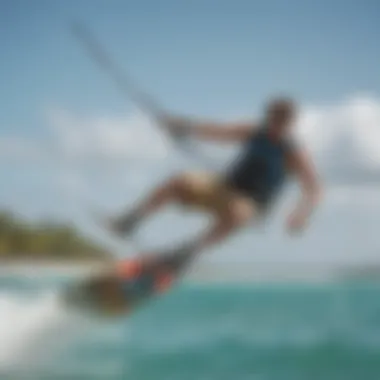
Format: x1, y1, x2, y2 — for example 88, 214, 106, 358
266, 103, 295, 138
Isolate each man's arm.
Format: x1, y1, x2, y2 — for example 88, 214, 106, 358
286, 147, 323, 232
165, 115, 256, 143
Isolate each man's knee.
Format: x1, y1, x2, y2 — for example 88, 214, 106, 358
170, 171, 210, 201
227, 199, 256, 227
162, 173, 189, 194
176, 171, 209, 187
165, 173, 190, 199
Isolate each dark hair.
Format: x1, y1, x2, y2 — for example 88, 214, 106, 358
266, 97, 296, 118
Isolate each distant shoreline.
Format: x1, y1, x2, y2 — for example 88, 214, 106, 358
0, 258, 110, 277
0, 211, 111, 261
1, 259, 380, 283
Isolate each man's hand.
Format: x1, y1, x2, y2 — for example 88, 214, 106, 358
286, 147, 322, 235
286, 209, 309, 235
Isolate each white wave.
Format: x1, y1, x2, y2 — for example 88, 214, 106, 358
0, 289, 99, 374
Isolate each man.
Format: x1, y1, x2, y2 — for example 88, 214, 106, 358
107, 96, 322, 254
65, 96, 322, 317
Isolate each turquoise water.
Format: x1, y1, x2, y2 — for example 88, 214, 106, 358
1, 277, 380, 380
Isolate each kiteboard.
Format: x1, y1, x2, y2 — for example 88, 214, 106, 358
63, 245, 196, 318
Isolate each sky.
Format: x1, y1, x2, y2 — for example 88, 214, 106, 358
1, 0, 380, 265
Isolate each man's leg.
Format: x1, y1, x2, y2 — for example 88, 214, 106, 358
108, 174, 194, 237
157, 196, 257, 273
191, 196, 256, 252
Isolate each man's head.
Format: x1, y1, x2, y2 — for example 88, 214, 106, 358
265, 97, 296, 138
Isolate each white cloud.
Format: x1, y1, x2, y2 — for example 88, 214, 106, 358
45, 107, 171, 162
327, 185, 380, 205
296, 95, 380, 186
0, 108, 173, 164
0, 137, 44, 160
2, 96, 380, 190
45, 96, 380, 188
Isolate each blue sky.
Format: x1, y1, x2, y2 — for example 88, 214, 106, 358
2, 0, 380, 123
1, 0, 380, 264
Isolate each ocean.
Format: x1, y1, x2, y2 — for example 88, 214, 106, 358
0, 271, 380, 380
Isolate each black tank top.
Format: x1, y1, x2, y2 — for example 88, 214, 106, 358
225, 127, 295, 208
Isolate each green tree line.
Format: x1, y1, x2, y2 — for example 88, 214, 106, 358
0, 211, 110, 260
